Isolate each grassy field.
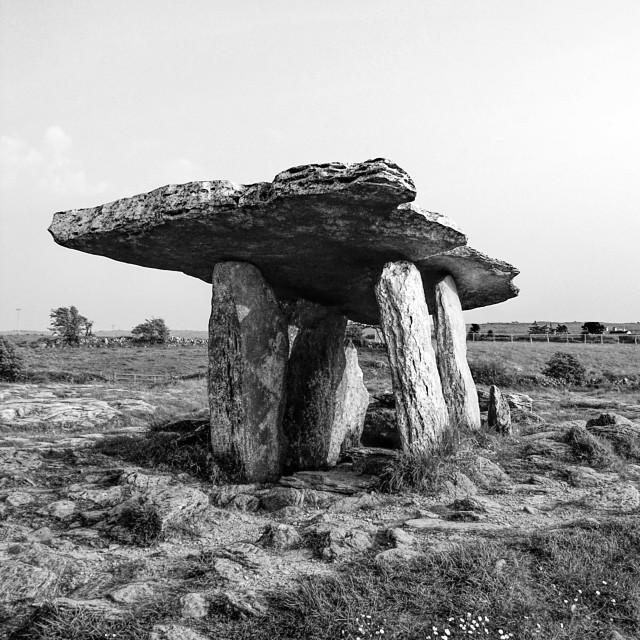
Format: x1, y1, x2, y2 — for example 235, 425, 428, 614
4, 333, 638, 389
2, 334, 640, 640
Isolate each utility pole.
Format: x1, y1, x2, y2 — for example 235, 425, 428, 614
16, 308, 21, 334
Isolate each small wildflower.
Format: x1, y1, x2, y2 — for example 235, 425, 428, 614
596, 590, 601, 595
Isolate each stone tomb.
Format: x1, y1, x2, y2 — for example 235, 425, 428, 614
49, 158, 519, 481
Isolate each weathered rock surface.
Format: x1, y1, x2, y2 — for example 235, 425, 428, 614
283, 303, 347, 470
331, 341, 370, 461
49, 159, 485, 324
419, 246, 519, 312
151, 624, 212, 640
434, 275, 481, 431
180, 592, 209, 619
258, 523, 302, 550
477, 389, 533, 414
585, 413, 640, 450
375, 261, 449, 451
209, 261, 288, 482
488, 385, 512, 435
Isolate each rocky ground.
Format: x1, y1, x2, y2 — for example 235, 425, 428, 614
1, 382, 640, 640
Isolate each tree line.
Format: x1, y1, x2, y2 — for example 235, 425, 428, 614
48, 306, 171, 346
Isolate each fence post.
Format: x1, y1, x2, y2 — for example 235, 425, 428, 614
546, 334, 549, 343
584, 333, 586, 343
510, 334, 513, 343
600, 334, 603, 344
134, 374, 137, 384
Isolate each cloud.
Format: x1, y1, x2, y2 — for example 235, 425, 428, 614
0, 126, 108, 196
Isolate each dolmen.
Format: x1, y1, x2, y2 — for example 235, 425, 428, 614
49, 159, 519, 482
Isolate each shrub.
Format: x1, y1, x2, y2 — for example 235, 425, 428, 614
345, 323, 366, 347
542, 352, 586, 385
469, 359, 522, 387
131, 318, 170, 344
49, 306, 93, 345
0, 336, 26, 381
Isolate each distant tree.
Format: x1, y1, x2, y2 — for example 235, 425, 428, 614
469, 323, 481, 334
529, 322, 551, 335
554, 324, 569, 334
0, 337, 26, 381
49, 306, 93, 345
486, 329, 494, 338
582, 322, 606, 335
345, 323, 366, 347
542, 352, 586, 385
131, 318, 170, 344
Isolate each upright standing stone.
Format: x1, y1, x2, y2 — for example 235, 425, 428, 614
375, 261, 450, 451
434, 275, 481, 431
209, 262, 288, 482
488, 385, 512, 435
283, 303, 347, 470
330, 341, 370, 463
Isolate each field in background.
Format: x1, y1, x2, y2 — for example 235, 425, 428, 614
5, 334, 636, 393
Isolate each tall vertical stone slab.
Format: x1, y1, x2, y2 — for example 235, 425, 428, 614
208, 262, 288, 482
283, 303, 348, 471
329, 340, 370, 464
434, 275, 481, 431
375, 261, 450, 451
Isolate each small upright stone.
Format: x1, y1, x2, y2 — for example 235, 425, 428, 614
488, 385, 512, 435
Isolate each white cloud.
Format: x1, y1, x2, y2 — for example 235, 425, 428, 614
0, 127, 108, 196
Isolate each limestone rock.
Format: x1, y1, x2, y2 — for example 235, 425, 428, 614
403, 518, 502, 532
434, 275, 481, 431
0, 560, 58, 607
488, 386, 512, 435
181, 592, 209, 619
585, 413, 640, 454
437, 472, 478, 500
583, 484, 640, 512
330, 340, 370, 463
259, 487, 304, 512
5, 491, 34, 507
151, 624, 212, 640
214, 588, 267, 617
306, 525, 375, 561
48, 500, 76, 520
477, 389, 533, 414
283, 303, 347, 470
49, 159, 481, 324
374, 547, 421, 566
375, 261, 450, 451
419, 246, 519, 312
463, 455, 511, 491
109, 582, 157, 604
209, 261, 288, 482
258, 523, 302, 550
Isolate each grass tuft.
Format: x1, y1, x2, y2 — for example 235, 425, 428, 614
563, 425, 619, 468
94, 430, 215, 481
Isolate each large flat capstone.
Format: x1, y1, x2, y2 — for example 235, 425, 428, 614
48, 159, 517, 322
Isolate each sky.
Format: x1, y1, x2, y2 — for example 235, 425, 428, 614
1, 0, 639, 332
